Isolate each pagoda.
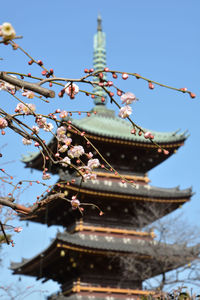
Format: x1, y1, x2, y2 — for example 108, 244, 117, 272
11, 16, 196, 299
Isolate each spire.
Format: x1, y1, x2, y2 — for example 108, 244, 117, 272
97, 14, 102, 31
93, 15, 107, 106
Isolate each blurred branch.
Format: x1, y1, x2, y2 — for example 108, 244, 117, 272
0, 72, 55, 98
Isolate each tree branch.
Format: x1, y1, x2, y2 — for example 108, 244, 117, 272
0, 72, 55, 98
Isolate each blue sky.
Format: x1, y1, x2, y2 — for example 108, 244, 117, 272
0, 0, 200, 298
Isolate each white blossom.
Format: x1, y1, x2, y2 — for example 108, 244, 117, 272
121, 92, 136, 105
68, 145, 84, 158
1, 22, 16, 41
118, 105, 132, 119
22, 138, 32, 145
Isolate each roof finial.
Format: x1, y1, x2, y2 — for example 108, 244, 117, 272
97, 14, 102, 32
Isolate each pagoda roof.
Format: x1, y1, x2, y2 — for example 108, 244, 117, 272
59, 170, 192, 201
71, 106, 188, 146
21, 106, 188, 168
11, 231, 200, 280
19, 172, 192, 228
56, 232, 199, 256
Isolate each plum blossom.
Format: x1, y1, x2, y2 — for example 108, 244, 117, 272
78, 165, 97, 181
118, 105, 132, 119
59, 110, 68, 118
87, 152, 93, 159
36, 116, 47, 128
0, 118, 8, 129
56, 126, 67, 139
32, 125, 39, 134
70, 196, 80, 210
58, 145, 68, 153
0, 78, 16, 92
65, 83, 79, 99
22, 138, 32, 145
121, 92, 137, 105
42, 173, 51, 180
16, 103, 36, 115
63, 137, 72, 146
1, 22, 16, 41
22, 90, 35, 99
14, 226, 23, 233
43, 122, 54, 132
61, 156, 71, 167
87, 158, 100, 169
22, 103, 36, 115
15, 103, 23, 113
68, 145, 84, 158
83, 172, 97, 181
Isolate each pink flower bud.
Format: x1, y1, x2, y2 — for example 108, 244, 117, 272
180, 87, 187, 92
117, 90, 122, 96
148, 82, 154, 89
14, 226, 23, 233
122, 73, 129, 80
107, 81, 113, 86
37, 60, 43, 66
41, 70, 47, 76
135, 73, 141, 79
163, 149, 169, 155
189, 92, 196, 99
131, 129, 136, 135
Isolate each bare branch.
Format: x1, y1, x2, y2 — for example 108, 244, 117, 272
0, 72, 55, 98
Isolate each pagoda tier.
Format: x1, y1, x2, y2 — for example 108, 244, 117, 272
20, 170, 192, 229
22, 106, 187, 175
11, 228, 199, 299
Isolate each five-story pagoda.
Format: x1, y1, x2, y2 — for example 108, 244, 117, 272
11, 16, 195, 299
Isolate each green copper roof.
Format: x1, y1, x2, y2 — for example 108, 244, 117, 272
21, 106, 187, 165
93, 15, 107, 105
72, 105, 187, 144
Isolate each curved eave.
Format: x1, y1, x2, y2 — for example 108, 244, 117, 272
11, 232, 199, 276
21, 111, 188, 167
71, 111, 188, 146
59, 171, 192, 203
